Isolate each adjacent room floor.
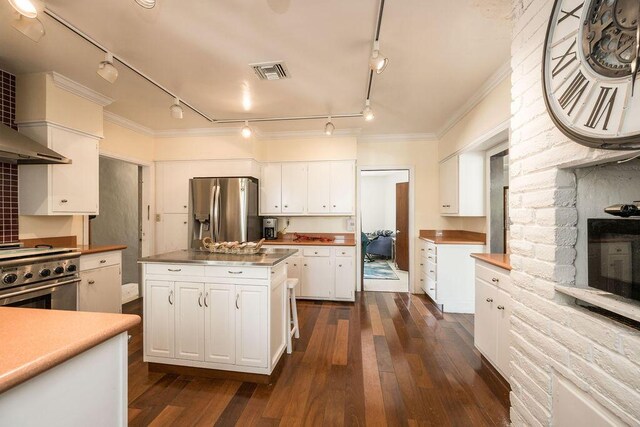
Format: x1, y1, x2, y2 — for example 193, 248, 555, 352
125, 293, 510, 426
363, 259, 409, 292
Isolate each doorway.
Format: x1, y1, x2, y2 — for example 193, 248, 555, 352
359, 169, 410, 292
485, 143, 510, 253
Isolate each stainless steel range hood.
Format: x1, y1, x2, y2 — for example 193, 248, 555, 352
0, 124, 71, 164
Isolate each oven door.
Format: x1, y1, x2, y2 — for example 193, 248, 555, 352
0, 278, 79, 310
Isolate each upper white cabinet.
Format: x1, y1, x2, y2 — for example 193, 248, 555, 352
439, 152, 484, 216
260, 160, 355, 216
162, 163, 192, 214
19, 123, 100, 215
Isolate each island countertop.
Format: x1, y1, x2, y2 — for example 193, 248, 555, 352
139, 248, 298, 266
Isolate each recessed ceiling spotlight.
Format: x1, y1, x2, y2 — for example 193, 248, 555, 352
369, 41, 388, 74
12, 15, 44, 42
97, 52, 118, 83
324, 117, 335, 136
241, 121, 252, 138
8, 0, 37, 18
363, 100, 374, 121
134, 0, 156, 9
170, 98, 184, 119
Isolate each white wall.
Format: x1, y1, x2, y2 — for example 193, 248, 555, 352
360, 171, 409, 233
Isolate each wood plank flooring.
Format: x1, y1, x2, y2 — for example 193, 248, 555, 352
125, 292, 510, 426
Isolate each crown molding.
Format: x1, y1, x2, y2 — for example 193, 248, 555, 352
154, 127, 243, 138
49, 72, 114, 107
103, 111, 155, 136
16, 119, 103, 140
357, 133, 438, 142
436, 60, 511, 139
254, 128, 362, 140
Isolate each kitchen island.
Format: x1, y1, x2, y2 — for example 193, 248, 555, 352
139, 248, 297, 383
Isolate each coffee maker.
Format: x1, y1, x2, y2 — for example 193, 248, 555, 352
263, 218, 278, 240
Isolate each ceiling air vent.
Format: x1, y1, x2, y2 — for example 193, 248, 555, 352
250, 62, 290, 80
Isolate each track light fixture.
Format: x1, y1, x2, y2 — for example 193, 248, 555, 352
324, 117, 335, 136
97, 52, 118, 83
8, 0, 37, 18
134, 0, 156, 9
12, 14, 44, 42
369, 41, 388, 74
363, 100, 374, 121
170, 98, 184, 119
241, 121, 252, 138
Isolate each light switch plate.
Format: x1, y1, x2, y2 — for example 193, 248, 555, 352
346, 217, 355, 231
155, 214, 161, 222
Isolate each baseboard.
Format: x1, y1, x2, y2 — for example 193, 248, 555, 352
121, 283, 139, 304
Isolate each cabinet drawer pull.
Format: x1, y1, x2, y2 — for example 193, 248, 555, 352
61, 199, 68, 203
235, 294, 240, 309
323, 205, 326, 208
87, 280, 96, 285
168, 268, 181, 272
304, 264, 308, 267
497, 305, 505, 310
486, 298, 493, 303
428, 248, 433, 252
420, 263, 423, 266
228, 270, 243, 275
492, 278, 499, 283
429, 288, 435, 291
420, 278, 424, 282
420, 248, 425, 251
100, 259, 107, 264
275, 205, 278, 208
198, 292, 203, 307
293, 264, 297, 267
339, 264, 342, 267
429, 270, 435, 273
168, 290, 174, 305
284, 205, 289, 208
204, 292, 209, 307
314, 251, 318, 254
183, 205, 187, 208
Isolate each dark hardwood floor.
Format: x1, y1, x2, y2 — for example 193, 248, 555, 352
124, 292, 510, 426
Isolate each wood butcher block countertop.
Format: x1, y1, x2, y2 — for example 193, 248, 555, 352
263, 233, 356, 247
0, 308, 140, 394
471, 253, 512, 271
418, 230, 486, 245
75, 244, 127, 255
20, 236, 126, 255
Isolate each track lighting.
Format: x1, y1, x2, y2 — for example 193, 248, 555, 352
241, 121, 252, 138
363, 100, 374, 121
11, 14, 44, 42
170, 98, 184, 119
369, 41, 388, 74
324, 117, 335, 136
97, 52, 118, 83
8, 0, 37, 18
134, 0, 156, 9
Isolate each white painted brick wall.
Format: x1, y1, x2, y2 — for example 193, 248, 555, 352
509, 0, 640, 424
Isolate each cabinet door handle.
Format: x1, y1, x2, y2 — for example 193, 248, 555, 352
100, 259, 107, 264
323, 205, 326, 208
198, 292, 203, 307
428, 248, 433, 252
497, 305, 505, 310
168, 290, 174, 305
284, 205, 289, 208
168, 268, 182, 272
429, 287, 435, 291
429, 270, 435, 273
420, 278, 424, 282
338, 264, 342, 267
183, 205, 187, 208
275, 205, 278, 208
492, 278, 499, 283
235, 294, 240, 309
61, 199, 68, 203
304, 264, 308, 267
204, 292, 209, 307
228, 270, 243, 275
486, 298, 493, 303
87, 280, 95, 285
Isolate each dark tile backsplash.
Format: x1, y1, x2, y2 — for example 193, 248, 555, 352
1, 69, 19, 243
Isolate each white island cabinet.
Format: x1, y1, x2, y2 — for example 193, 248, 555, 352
140, 249, 296, 379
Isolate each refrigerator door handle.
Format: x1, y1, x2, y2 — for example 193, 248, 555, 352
213, 185, 221, 242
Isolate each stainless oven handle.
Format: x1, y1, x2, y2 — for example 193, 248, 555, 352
0, 278, 80, 300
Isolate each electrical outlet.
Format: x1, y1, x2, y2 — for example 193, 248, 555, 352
346, 217, 355, 231
155, 214, 161, 222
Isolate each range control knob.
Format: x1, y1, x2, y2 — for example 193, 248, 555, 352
23, 272, 33, 279
54, 266, 65, 274
3, 273, 18, 285
67, 264, 77, 273
40, 269, 51, 278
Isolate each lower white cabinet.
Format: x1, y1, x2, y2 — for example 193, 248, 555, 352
236, 285, 268, 367
175, 281, 205, 361
474, 259, 512, 379
146, 280, 175, 358
205, 283, 236, 364
78, 251, 123, 314
302, 256, 333, 299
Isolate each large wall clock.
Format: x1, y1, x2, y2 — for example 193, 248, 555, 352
542, 0, 640, 150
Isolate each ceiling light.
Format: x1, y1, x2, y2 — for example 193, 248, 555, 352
170, 98, 184, 119
11, 15, 44, 42
97, 52, 118, 83
134, 0, 156, 9
241, 121, 252, 138
363, 100, 374, 121
369, 41, 388, 74
8, 0, 37, 18
324, 117, 335, 136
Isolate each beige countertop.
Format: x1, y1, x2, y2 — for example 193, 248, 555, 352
0, 308, 140, 394
263, 233, 356, 247
419, 230, 486, 245
471, 253, 512, 271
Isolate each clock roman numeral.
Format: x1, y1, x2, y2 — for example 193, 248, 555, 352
558, 3, 584, 23
552, 39, 578, 78
558, 70, 589, 116
585, 86, 618, 130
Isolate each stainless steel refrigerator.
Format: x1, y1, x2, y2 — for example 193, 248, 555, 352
188, 177, 260, 249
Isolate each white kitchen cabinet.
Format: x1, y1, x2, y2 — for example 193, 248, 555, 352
474, 259, 512, 379
260, 163, 282, 215
78, 250, 123, 314
330, 161, 355, 214
334, 257, 355, 300
18, 123, 100, 215
302, 256, 333, 299
307, 162, 332, 214
281, 163, 307, 214
145, 280, 175, 358
204, 283, 236, 365
161, 162, 192, 214
161, 213, 188, 253
236, 285, 268, 368
174, 282, 205, 361
439, 152, 484, 216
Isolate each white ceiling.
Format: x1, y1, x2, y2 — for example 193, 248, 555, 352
0, 0, 511, 136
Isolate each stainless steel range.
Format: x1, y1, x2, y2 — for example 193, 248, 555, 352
0, 243, 81, 310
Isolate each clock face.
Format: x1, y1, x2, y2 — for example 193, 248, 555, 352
542, 0, 640, 149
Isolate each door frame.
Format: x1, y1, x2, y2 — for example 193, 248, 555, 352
484, 141, 509, 253
356, 165, 415, 293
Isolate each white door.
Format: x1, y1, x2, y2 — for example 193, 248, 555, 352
146, 280, 175, 358
281, 163, 307, 214
474, 279, 497, 360
260, 163, 282, 215
307, 162, 331, 214
330, 161, 355, 214
78, 265, 122, 313
51, 128, 99, 214
236, 285, 268, 368
204, 283, 236, 365
302, 256, 333, 298
174, 282, 204, 361
495, 288, 512, 377
162, 213, 189, 253
162, 162, 192, 214
334, 257, 355, 300
439, 156, 459, 214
